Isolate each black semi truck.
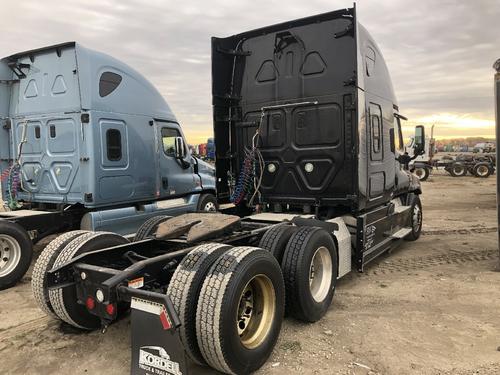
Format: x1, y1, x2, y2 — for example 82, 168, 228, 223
33, 7, 425, 375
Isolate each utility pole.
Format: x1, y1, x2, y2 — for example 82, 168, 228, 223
493, 59, 500, 270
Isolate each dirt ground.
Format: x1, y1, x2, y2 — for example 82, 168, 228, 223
0, 171, 498, 375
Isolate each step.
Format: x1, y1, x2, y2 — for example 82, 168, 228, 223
391, 227, 412, 239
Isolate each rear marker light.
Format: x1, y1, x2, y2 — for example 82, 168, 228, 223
86, 296, 95, 310
105, 303, 116, 316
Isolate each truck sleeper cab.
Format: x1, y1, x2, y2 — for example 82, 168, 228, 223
0, 42, 216, 289
33, 6, 425, 375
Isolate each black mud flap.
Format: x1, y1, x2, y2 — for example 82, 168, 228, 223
125, 287, 189, 375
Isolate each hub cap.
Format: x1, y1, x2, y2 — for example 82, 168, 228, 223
413, 205, 422, 232
476, 165, 489, 177
309, 246, 333, 303
237, 274, 275, 349
203, 201, 217, 212
0, 234, 22, 277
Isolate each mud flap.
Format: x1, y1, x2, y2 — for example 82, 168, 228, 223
127, 288, 189, 375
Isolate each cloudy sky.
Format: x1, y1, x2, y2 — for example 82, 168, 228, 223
1, 0, 499, 142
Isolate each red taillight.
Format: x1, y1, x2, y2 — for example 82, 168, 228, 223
105, 303, 116, 316
86, 296, 95, 310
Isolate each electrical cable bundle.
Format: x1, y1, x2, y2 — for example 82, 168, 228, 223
230, 113, 265, 206
1, 164, 22, 209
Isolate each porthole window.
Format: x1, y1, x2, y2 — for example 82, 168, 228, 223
99, 72, 122, 97
106, 129, 122, 161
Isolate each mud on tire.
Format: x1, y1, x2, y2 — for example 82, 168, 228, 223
32, 230, 89, 318
134, 215, 172, 241
48, 232, 129, 329
167, 243, 232, 365
196, 246, 285, 374
281, 226, 338, 322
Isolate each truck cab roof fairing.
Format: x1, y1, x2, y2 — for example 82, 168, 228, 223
356, 24, 398, 106
1, 42, 176, 122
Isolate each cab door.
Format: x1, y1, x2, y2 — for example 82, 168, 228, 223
156, 122, 198, 198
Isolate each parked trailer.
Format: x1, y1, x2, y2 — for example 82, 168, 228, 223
34, 7, 425, 375
0, 43, 217, 289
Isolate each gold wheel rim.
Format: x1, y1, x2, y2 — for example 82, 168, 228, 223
237, 274, 275, 349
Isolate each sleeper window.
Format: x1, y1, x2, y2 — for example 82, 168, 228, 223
99, 72, 122, 97
106, 129, 122, 161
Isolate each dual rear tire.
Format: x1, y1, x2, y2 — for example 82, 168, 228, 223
168, 244, 285, 374
32, 231, 129, 329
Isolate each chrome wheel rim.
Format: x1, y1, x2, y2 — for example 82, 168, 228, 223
309, 246, 333, 303
413, 205, 422, 232
477, 165, 489, 176
203, 201, 217, 212
237, 274, 275, 349
0, 234, 22, 277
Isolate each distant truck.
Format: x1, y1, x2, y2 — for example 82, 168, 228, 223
407, 126, 495, 180
0, 42, 217, 289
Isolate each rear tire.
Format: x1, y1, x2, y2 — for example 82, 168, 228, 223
48, 232, 129, 329
449, 162, 466, 177
196, 247, 284, 374
0, 221, 33, 290
258, 224, 298, 263
134, 215, 172, 241
32, 230, 89, 318
281, 226, 338, 322
472, 162, 492, 178
405, 196, 423, 241
197, 193, 218, 212
167, 243, 232, 365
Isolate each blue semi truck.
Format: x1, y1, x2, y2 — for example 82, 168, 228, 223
0, 42, 217, 289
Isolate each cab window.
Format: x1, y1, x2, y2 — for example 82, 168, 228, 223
394, 116, 404, 152
161, 128, 181, 156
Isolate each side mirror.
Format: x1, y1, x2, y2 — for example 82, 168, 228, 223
174, 137, 186, 159
414, 125, 425, 155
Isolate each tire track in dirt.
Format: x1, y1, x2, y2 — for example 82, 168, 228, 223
364, 248, 497, 275
422, 227, 497, 236
0, 316, 51, 342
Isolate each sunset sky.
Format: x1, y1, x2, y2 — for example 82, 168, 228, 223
1, 0, 498, 143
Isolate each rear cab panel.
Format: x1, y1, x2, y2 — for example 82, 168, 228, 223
1, 43, 84, 204
212, 8, 358, 208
